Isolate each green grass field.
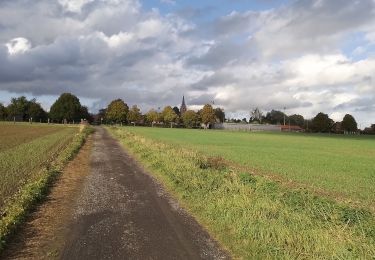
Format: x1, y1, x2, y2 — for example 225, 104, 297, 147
109, 126, 375, 259
123, 127, 375, 210
0, 123, 79, 208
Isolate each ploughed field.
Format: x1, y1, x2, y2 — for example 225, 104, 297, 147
0, 123, 78, 209
109, 126, 375, 259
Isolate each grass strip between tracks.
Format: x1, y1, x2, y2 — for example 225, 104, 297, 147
109, 127, 375, 259
0, 126, 94, 252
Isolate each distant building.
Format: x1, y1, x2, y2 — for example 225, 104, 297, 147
180, 96, 187, 115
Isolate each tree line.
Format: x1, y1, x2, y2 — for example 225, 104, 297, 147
99, 98, 225, 129
0, 93, 373, 134
228, 108, 362, 134
0, 93, 91, 123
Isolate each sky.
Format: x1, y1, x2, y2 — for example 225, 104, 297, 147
0, 0, 374, 127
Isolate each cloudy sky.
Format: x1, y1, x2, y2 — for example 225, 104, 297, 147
0, 0, 374, 127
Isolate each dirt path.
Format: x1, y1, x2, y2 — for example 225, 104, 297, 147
60, 127, 229, 259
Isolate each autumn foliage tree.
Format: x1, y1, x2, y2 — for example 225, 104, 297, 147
105, 99, 129, 124
127, 105, 142, 125
201, 104, 216, 129
146, 109, 160, 126
162, 106, 177, 127
182, 110, 198, 128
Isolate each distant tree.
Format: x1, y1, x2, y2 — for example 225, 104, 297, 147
265, 110, 287, 125
341, 114, 357, 133
182, 110, 198, 128
250, 108, 263, 123
214, 108, 225, 123
146, 109, 160, 126
7, 96, 30, 121
242, 118, 247, 123
105, 99, 129, 124
97, 108, 107, 124
311, 112, 333, 133
0, 103, 7, 120
289, 114, 305, 127
201, 104, 216, 129
162, 106, 177, 126
172, 106, 180, 116
127, 105, 142, 125
80, 106, 93, 122
28, 99, 47, 122
49, 93, 84, 123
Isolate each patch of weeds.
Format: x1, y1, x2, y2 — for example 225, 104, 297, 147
198, 156, 228, 171
238, 172, 257, 186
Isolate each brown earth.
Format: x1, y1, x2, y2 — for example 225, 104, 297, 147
1, 135, 93, 259
2, 127, 230, 260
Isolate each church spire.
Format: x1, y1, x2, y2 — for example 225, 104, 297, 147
180, 95, 187, 115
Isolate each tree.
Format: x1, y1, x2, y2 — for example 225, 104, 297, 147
7, 96, 30, 121
162, 106, 177, 126
146, 109, 160, 126
28, 99, 47, 122
214, 108, 225, 123
127, 105, 142, 125
172, 106, 180, 116
311, 112, 333, 133
265, 110, 287, 125
289, 114, 305, 127
49, 93, 84, 123
250, 108, 263, 123
182, 110, 198, 128
341, 114, 357, 133
201, 104, 216, 129
0, 103, 7, 120
105, 99, 129, 124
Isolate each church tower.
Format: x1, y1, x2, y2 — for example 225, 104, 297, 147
180, 96, 187, 115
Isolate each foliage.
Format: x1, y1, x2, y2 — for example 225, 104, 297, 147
341, 114, 358, 132
0, 104, 7, 120
105, 99, 129, 124
172, 106, 180, 116
6, 97, 47, 122
109, 127, 375, 259
214, 108, 225, 123
200, 104, 216, 128
127, 105, 142, 124
49, 93, 85, 123
28, 100, 48, 122
182, 110, 198, 128
289, 114, 305, 127
311, 112, 334, 132
145, 109, 160, 125
162, 106, 177, 124
265, 110, 287, 125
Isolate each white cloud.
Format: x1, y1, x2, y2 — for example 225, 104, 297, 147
5, 37, 31, 55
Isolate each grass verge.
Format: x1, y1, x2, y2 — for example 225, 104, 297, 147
109, 127, 375, 259
0, 126, 94, 252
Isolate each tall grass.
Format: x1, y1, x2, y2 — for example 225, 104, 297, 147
109, 127, 375, 259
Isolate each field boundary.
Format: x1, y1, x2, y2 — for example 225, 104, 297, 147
0, 126, 94, 252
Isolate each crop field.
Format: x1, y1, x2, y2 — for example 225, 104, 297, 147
0, 123, 79, 209
109, 126, 375, 259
